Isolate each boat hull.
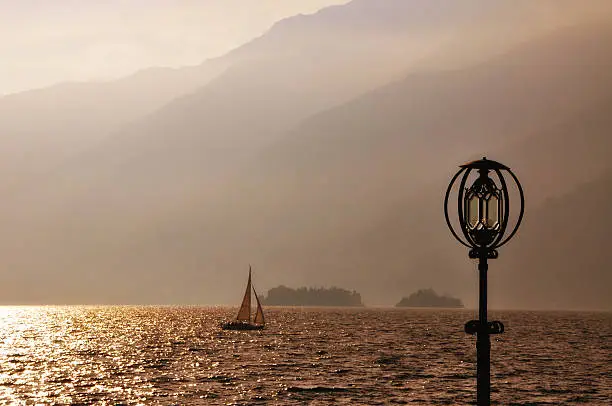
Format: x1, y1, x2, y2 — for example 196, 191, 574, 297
221, 321, 264, 331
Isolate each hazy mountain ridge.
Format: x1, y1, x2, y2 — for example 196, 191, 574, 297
4, 0, 607, 198
259, 21, 612, 207
3, 0, 601, 196
1, 1, 611, 307
3, 0, 573, 217
343, 94, 612, 310
0, 58, 231, 192
192, 21, 612, 308
496, 169, 612, 310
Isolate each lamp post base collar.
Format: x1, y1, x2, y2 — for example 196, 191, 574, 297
469, 248, 498, 259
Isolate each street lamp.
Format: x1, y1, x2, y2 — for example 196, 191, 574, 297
444, 157, 524, 406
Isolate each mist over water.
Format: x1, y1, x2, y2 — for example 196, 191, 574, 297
0, 306, 609, 404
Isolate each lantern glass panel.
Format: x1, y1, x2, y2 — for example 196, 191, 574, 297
467, 193, 480, 229
486, 195, 499, 229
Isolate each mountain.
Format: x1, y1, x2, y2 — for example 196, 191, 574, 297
0, 59, 232, 192
495, 170, 612, 310
210, 21, 612, 299
3, 0, 605, 194
200, 21, 612, 308
0, 1, 611, 306
0, 0, 526, 201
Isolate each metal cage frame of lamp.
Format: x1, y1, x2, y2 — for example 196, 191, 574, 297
444, 157, 524, 257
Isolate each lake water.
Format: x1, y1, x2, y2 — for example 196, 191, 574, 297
0, 306, 609, 405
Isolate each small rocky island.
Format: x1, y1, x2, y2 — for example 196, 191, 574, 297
261, 285, 364, 307
395, 288, 464, 308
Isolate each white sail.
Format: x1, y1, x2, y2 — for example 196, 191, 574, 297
253, 288, 265, 326
236, 266, 252, 322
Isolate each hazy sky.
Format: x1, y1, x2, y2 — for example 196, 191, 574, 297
0, 0, 348, 95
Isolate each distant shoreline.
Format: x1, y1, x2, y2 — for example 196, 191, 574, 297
395, 289, 464, 309
261, 285, 364, 307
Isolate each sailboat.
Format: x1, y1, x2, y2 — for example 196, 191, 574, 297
221, 266, 265, 330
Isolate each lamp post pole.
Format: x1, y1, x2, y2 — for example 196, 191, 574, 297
445, 158, 524, 406
468, 248, 495, 406
477, 252, 490, 405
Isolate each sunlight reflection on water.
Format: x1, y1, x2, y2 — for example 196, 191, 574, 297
0, 306, 609, 404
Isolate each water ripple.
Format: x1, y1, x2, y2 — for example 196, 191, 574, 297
0, 306, 609, 404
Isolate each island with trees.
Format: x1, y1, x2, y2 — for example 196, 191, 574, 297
395, 288, 464, 308
261, 285, 364, 307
